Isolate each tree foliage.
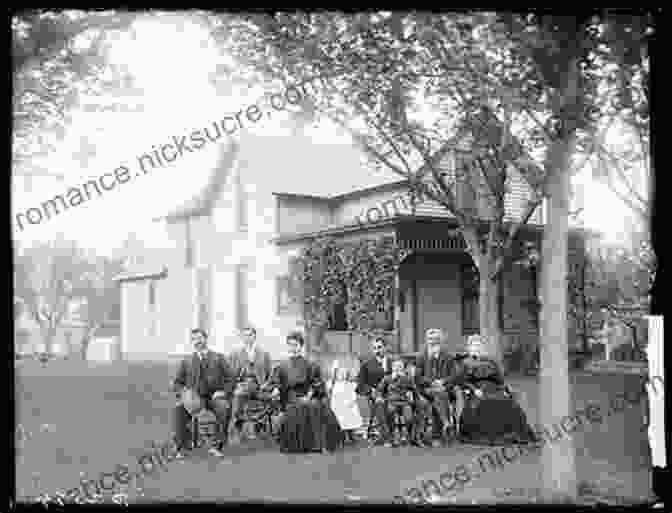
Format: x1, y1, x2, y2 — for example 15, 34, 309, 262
13, 238, 122, 357
12, 9, 137, 168
294, 236, 409, 333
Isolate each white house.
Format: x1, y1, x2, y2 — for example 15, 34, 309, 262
116, 128, 593, 363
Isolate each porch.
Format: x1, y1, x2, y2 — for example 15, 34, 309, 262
314, 219, 542, 370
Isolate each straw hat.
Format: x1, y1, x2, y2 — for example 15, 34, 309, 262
180, 388, 204, 416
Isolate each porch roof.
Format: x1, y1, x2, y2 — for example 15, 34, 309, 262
272, 215, 595, 247
271, 215, 453, 246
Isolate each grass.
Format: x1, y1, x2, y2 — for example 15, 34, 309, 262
14, 359, 655, 504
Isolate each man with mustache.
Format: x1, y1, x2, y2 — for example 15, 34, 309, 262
415, 328, 462, 447
356, 337, 396, 445
172, 328, 235, 457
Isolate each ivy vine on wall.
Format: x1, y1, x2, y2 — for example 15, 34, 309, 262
292, 236, 410, 333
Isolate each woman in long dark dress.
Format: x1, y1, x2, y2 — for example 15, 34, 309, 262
268, 331, 343, 453
455, 335, 536, 445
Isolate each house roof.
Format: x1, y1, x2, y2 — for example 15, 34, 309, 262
157, 138, 240, 222
244, 130, 399, 198
152, 129, 400, 224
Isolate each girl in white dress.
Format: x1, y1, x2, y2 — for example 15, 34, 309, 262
328, 361, 363, 444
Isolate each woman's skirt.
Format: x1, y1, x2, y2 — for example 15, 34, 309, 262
278, 398, 343, 453
459, 381, 537, 445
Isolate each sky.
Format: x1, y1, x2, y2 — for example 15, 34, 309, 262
12, 12, 645, 256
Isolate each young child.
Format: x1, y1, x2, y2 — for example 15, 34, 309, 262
376, 358, 425, 447
328, 361, 363, 444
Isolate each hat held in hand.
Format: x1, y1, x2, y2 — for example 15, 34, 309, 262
180, 388, 204, 416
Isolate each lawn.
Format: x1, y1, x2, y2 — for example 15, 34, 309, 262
15, 359, 655, 504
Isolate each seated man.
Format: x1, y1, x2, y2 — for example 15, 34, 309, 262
415, 328, 462, 447
375, 357, 428, 447
172, 328, 235, 457
228, 326, 272, 442
356, 337, 393, 444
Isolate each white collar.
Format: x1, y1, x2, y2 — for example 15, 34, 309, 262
244, 344, 256, 356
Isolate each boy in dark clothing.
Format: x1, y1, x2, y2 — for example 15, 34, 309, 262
376, 358, 428, 447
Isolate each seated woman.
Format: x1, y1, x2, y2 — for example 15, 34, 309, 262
267, 331, 343, 453
455, 335, 537, 445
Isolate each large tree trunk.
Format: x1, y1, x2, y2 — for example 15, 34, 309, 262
538, 135, 577, 502
479, 257, 504, 370
463, 226, 505, 368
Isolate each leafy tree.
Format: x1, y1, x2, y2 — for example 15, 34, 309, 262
220, 11, 550, 370
577, 231, 653, 357
13, 238, 123, 359
217, 11, 653, 501
12, 9, 137, 170
14, 238, 89, 353
72, 253, 124, 360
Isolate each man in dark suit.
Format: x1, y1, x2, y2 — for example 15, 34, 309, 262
228, 325, 273, 442
415, 328, 462, 447
172, 328, 235, 457
356, 336, 395, 444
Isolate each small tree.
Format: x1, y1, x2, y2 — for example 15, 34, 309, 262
14, 238, 88, 354
73, 254, 124, 360
581, 235, 653, 357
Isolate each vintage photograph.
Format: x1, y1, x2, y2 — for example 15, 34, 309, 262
12, 8, 663, 507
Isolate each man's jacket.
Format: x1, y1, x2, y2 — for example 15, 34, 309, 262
414, 348, 461, 392
173, 350, 235, 399
228, 345, 272, 385
356, 355, 392, 396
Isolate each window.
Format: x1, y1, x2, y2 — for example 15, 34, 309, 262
236, 263, 249, 331
461, 263, 479, 336
277, 276, 302, 315
277, 257, 303, 316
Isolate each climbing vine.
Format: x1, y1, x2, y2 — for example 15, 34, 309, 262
293, 236, 410, 333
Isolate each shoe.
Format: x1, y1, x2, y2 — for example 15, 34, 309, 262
173, 451, 186, 460
383, 440, 393, 448
431, 439, 443, 448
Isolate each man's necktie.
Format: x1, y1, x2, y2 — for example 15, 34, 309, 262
198, 354, 208, 396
